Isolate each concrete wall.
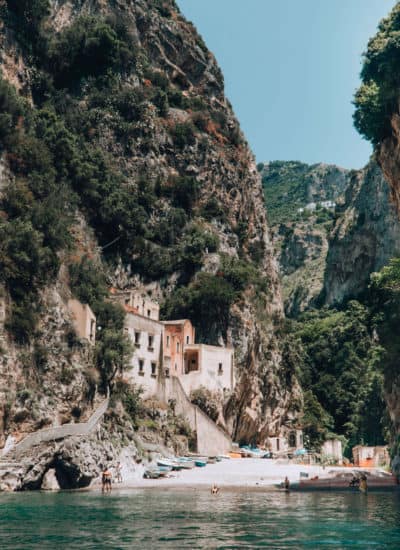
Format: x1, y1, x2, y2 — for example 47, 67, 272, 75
322, 439, 343, 462
125, 312, 163, 398
157, 377, 232, 456
68, 299, 96, 345
180, 344, 234, 395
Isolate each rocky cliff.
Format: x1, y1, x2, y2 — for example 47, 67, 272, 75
258, 161, 351, 315
0, 0, 300, 487
322, 161, 400, 306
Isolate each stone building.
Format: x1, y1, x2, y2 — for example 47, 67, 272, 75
67, 299, 96, 345
268, 428, 303, 455
352, 445, 390, 468
112, 291, 235, 400
124, 310, 164, 398
179, 343, 234, 395
110, 288, 159, 320
162, 319, 196, 377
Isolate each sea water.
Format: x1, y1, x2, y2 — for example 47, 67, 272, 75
1, 489, 400, 549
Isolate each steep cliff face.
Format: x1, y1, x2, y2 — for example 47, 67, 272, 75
0, 0, 299, 457
322, 161, 400, 306
259, 161, 350, 315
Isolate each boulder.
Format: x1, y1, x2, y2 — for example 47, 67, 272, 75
41, 468, 60, 491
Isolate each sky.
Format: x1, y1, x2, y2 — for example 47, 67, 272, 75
176, 0, 397, 169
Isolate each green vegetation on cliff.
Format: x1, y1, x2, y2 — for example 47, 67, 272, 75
354, 4, 400, 144
294, 302, 387, 451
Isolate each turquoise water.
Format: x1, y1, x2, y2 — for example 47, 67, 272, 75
1, 489, 400, 549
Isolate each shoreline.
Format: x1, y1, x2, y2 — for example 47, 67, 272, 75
86, 459, 387, 493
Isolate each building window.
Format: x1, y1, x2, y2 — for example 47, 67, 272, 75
147, 309, 151, 317
276, 438, 280, 451
177, 342, 180, 353
166, 335, 170, 347
191, 359, 196, 365
165, 368, 170, 378
186, 335, 189, 344
90, 319, 96, 342
134, 331, 141, 346
289, 432, 296, 448
151, 362, 157, 377
138, 359, 144, 376
175, 363, 177, 371
218, 362, 223, 375
148, 334, 154, 350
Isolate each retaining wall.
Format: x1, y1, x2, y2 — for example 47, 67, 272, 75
157, 377, 232, 456
5, 397, 109, 457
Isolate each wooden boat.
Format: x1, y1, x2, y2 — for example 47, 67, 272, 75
207, 457, 217, 464
195, 459, 207, 467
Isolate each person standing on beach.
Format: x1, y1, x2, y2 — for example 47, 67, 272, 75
102, 467, 112, 493
116, 461, 123, 483
284, 477, 290, 492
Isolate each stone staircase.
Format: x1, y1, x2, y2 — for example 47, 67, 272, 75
2, 396, 109, 459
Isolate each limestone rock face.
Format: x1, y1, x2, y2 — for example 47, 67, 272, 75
0, 0, 299, 454
259, 161, 351, 316
322, 162, 400, 306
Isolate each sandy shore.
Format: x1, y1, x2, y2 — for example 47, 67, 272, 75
91, 459, 362, 492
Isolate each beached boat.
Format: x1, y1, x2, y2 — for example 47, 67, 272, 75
177, 458, 195, 469
228, 451, 242, 459
157, 459, 184, 471
195, 459, 207, 467
288, 472, 399, 492
143, 465, 172, 479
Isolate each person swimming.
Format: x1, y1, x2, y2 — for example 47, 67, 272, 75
211, 484, 220, 495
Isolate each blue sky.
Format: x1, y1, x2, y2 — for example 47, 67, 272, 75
176, 0, 397, 169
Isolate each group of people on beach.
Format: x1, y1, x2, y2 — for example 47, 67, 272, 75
101, 462, 123, 493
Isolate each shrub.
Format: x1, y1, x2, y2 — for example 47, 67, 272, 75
0, 76, 25, 147
5, 0, 50, 55
179, 223, 219, 273
190, 386, 219, 422
162, 272, 236, 344
353, 4, 400, 144
47, 16, 135, 88
69, 258, 108, 308
172, 122, 196, 149
113, 379, 144, 429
